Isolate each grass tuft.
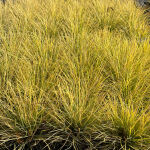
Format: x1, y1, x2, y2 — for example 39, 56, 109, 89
0, 0, 150, 149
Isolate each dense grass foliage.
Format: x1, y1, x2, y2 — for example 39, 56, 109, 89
0, 0, 150, 149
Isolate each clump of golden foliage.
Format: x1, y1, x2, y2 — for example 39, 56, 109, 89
0, 0, 149, 149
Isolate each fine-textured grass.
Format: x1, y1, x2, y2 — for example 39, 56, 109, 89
0, 0, 150, 149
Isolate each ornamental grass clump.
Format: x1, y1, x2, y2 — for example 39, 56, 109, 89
0, 0, 150, 149
108, 98, 150, 149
